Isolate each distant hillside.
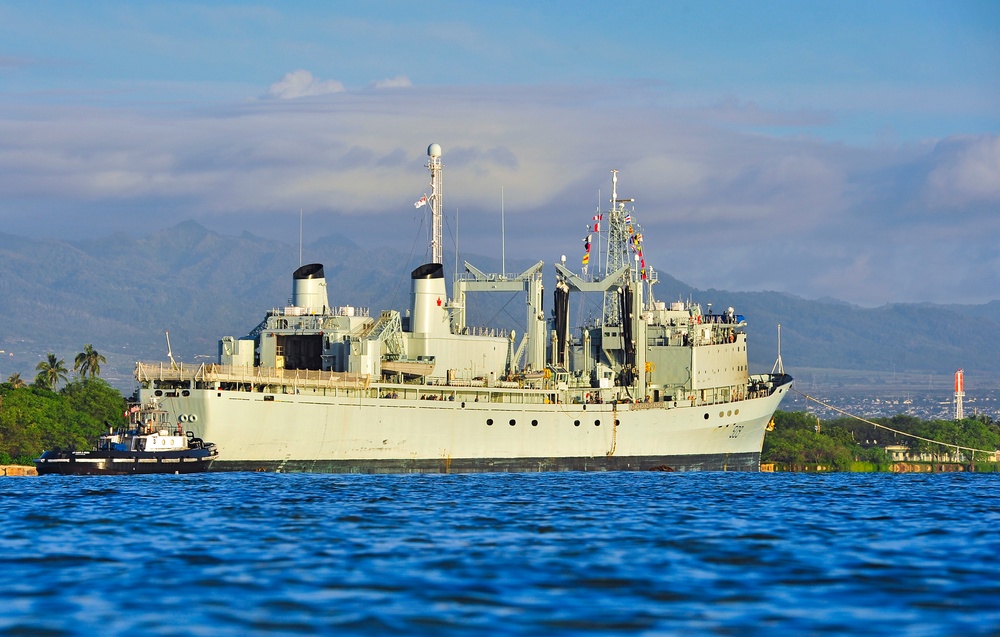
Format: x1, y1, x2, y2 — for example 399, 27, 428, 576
692, 289, 1000, 385
1, 222, 997, 389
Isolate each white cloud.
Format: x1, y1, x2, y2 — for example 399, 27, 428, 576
0, 83, 997, 305
266, 70, 345, 99
926, 134, 1000, 206
371, 75, 412, 89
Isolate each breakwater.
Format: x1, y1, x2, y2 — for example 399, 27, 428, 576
0, 465, 36, 476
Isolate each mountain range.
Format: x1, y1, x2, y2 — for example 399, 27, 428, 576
1, 221, 997, 391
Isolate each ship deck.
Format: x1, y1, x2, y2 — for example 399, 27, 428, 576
135, 362, 790, 411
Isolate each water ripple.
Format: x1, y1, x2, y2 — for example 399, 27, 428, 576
2, 472, 1000, 634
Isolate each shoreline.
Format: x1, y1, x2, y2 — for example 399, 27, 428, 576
762, 461, 999, 473
9, 462, 1000, 476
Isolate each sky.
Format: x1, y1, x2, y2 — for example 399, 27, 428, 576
0, 0, 998, 307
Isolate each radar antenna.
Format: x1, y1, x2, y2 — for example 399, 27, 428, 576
601, 170, 636, 326
165, 331, 177, 369
426, 143, 444, 264
771, 324, 784, 375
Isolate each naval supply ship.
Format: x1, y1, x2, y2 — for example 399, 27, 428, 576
135, 143, 792, 473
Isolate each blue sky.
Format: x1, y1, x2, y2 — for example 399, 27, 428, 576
1, 1, 998, 306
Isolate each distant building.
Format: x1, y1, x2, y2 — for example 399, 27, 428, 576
954, 369, 965, 420
885, 444, 999, 463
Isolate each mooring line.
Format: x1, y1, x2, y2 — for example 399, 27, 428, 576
791, 388, 994, 456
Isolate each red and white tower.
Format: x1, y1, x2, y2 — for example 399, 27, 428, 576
954, 369, 965, 420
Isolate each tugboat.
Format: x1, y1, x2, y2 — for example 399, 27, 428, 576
34, 401, 218, 475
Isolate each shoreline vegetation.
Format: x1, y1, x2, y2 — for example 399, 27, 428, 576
762, 411, 1000, 473
0, 376, 127, 466
2, 346, 126, 467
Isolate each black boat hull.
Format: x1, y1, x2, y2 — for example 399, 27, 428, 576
35, 450, 216, 475
210, 451, 761, 474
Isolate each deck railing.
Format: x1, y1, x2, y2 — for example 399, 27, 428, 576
135, 362, 370, 389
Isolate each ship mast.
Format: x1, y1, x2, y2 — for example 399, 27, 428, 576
602, 170, 635, 326
427, 143, 444, 265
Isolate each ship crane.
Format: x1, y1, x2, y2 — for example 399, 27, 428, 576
453, 260, 546, 373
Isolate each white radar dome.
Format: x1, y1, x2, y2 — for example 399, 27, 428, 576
427, 143, 442, 157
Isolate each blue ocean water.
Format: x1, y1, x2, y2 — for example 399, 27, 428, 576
2, 472, 999, 636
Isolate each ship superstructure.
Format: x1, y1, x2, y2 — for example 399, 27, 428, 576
136, 144, 792, 473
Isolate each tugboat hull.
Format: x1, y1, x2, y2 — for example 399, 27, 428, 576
35, 450, 216, 475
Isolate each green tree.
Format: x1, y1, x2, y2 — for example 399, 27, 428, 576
0, 380, 126, 462
765, 411, 883, 471
73, 344, 107, 379
765, 410, 1000, 471
6, 373, 26, 389
61, 378, 127, 426
34, 354, 68, 391
858, 445, 890, 468
0, 387, 96, 460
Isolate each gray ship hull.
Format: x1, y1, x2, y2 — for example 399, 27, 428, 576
139, 375, 790, 474
212, 452, 760, 474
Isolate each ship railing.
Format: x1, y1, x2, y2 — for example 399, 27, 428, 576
266, 314, 328, 332
135, 362, 370, 390
747, 373, 792, 399
455, 326, 509, 338
629, 401, 667, 411
252, 366, 371, 390
455, 271, 526, 282
445, 378, 488, 388
268, 305, 371, 318
621, 374, 789, 411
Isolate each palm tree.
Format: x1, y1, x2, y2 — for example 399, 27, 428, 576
6, 372, 26, 388
74, 344, 107, 379
35, 353, 68, 391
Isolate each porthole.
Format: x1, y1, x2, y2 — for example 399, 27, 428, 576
182, 390, 190, 397
727, 410, 732, 417
154, 390, 163, 397
703, 413, 710, 420
615, 419, 620, 426
531, 420, 538, 427
509, 419, 516, 426
487, 419, 494, 426
594, 420, 601, 427
734, 409, 740, 415
179, 414, 189, 423
574, 420, 581, 427
189, 414, 198, 422
719, 411, 725, 418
